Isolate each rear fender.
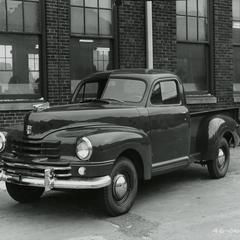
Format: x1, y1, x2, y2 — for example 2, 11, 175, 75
197, 115, 239, 161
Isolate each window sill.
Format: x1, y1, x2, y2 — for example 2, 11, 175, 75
186, 95, 217, 105
0, 99, 49, 111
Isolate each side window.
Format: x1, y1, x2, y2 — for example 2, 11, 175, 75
150, 80, 180, 105
150, 83, 162, 105
75, 82, 99, 102
160, 80, 180, 104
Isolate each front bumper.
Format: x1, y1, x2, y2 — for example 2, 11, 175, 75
0, 169, 111, 191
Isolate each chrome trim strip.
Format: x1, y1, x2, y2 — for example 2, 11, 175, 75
4, 162, 71, 171
152, 156, 189, 169
0, 169, 111, 190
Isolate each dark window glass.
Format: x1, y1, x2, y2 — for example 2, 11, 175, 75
75, 82, 99, 102
0, 35, 40, 97
233, 46, 240, 92
71, 0, 113, 36
0, 0, 6, 31
85, 8, 98, 34
233, 1, 240, 92
160, 81, 180, 104
24, 1, 40, 32
233, 0, 240, 44
71, 6, 84, 34
188, 0, 197, 16
177, 15, 186, 41
85, 0, 97, 8
99, 0, 112, 9
199, 17, 208, 41
99, 9, 112, 35
151, 83, 162, 105
7, 0, 23, 32
177, 43, 209, 92
70, 38, 113, 92
71, 0, 83, 6
188, 16, 197, 41
102, 79, 146, 103
198, 0, 208, 17
177, 0, 186, 15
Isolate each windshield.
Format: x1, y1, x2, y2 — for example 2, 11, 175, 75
72, 77, 146, 104
102, 78, 146, 103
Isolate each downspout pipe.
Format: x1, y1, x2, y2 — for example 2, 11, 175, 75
146, 0, 153, 69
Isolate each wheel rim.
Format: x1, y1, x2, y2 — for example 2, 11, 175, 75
217, 148, 226, 170
113, 173, 129, 202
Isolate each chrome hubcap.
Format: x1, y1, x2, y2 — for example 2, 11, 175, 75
113, 174, 128, 201
218, 149, 225, 168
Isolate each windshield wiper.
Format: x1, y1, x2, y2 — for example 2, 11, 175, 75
79, 99, 110, 104
101, 98, 125, 103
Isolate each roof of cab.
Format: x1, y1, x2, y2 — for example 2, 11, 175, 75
82, 69, 177, 84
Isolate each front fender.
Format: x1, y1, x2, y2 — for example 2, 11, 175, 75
47, 125, 152, 180
87, 129, 152, 180
197, 115, 239, 161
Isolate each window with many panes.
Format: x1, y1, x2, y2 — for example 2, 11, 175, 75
70, 0, 114, 92
176, 0, 210, 93
0, 0, 42, 99
233, 0, 240, 92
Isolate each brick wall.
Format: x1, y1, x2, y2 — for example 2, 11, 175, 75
45, 0, 71, 105
118, 1, 146, 68
152, 0, 177, 72
0, 111, 28, 129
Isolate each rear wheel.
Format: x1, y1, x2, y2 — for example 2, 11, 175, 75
6, 182, 44, 203
103, 157, 138, 216
207, 138, 230, 179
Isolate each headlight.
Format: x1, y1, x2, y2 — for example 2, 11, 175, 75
76, 137, 92, 161
0, 132, 6, 153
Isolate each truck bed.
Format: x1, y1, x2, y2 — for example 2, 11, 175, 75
189, 107, 239, 158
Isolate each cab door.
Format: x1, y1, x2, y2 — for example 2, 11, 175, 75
147, 79, 190, 165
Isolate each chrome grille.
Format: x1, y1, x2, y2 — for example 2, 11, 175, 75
11, 139, 60, 159
2, 156, 71, 179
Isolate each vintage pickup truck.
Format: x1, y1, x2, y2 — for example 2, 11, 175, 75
0, 69, 239, 216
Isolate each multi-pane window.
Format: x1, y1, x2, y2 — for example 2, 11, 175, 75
0, 0, 40, 33
0, 0, 41, 99
176, 0, 210, 92
70, 0, 114, 93
71, 0, 112, 36
233, 0, 240, 92
93, 47, 110, 72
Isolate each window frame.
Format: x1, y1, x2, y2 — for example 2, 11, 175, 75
176, 0, 213, 95
0, 0, 46, 100
148, 78, 182, 107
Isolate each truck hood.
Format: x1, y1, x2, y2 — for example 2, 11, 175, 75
26, 102, 140, 139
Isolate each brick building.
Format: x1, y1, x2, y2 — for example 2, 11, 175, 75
0, 0, 239, 128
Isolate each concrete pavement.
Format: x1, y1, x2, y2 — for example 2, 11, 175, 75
0, 147, 240, 240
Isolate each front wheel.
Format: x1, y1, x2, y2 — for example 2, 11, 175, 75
207, 138, 230, 179
6, 182, 44, 203
103, 157, 138, 216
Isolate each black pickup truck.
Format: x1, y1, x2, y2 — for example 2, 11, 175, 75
0, 69, 239, 216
